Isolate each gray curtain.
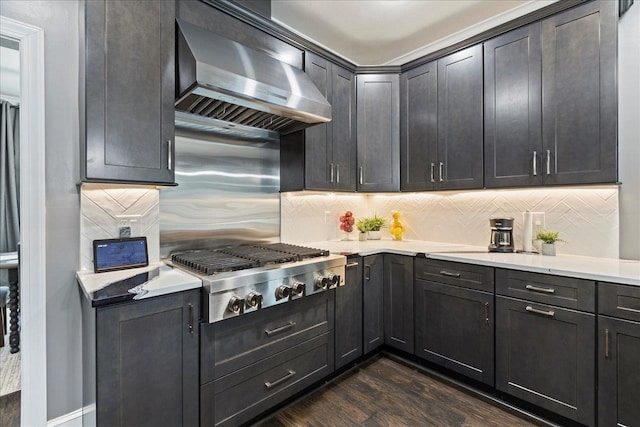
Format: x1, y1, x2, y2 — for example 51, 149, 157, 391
0, 100, 20, 254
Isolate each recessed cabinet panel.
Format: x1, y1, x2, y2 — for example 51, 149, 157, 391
363, 254, 384, 353
84, 0, 175, 184
383, 255, 413, 353
484, 23, 542, 188
331, 66, 357, 191
335, 258, 363, 368
357, 74, 400, 192
542, 1, 617, 185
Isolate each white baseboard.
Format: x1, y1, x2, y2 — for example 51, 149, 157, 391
47, 408, 82, 427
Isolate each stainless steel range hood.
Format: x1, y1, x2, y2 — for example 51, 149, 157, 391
176, 18, 331, 137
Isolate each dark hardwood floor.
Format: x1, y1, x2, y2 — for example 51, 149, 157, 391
0, 391, 20, 427
255, 356, 537, 427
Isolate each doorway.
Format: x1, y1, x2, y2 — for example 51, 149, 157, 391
0, 16, 46, 427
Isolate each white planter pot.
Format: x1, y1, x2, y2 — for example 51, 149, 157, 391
358, 232, 367, 241
368, 230, 381, 240
541, 243, 556, 256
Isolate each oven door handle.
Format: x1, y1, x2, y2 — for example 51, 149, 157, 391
265, 321, 296, 337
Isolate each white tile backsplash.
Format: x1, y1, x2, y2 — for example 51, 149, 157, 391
281, 186, 620, 258
80, 184, 160, 271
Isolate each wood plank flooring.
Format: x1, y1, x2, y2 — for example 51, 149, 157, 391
255, 356, 537, 427
0, 391, 20, 427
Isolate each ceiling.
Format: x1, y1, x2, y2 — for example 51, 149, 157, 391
271, 0, 558, 66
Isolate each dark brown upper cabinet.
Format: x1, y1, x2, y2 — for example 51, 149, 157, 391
81, 0, 175, 185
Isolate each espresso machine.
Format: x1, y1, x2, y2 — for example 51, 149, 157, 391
488, 218, 514, 253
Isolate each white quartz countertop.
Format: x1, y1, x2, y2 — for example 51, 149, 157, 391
76, 262, 202, 302
303, 239, 640, 286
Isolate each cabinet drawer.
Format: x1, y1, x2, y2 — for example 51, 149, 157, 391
201, 332, 334, 427
599, 282, 640, 322
415, 258, 493, 292
201, 291, 334, 383
496, 269, 595, 312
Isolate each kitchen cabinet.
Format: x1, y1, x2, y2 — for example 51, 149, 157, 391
484, 23, 542, 188
383, 254, 413, 353
436, 45, 484, 190
363, 254, 384, 353
414, 259, 494, 385
495, 269, 595, 426
400, 60, 438, 190
541, 0, 617, 185
335, 256, 363, 369
281, 53, 356, 191
91, 290, 200, 427
597, 282, 640, 427
81, 0, 175, 185
357, 74, 400, 192
200, 292, 334, 427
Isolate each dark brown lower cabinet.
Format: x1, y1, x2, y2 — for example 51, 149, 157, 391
495, 296, 595, 426
335, 257, 363, 369
363, 254, 384, 353
93, 290, 200, 427
598, 316, 640, 427
383, 254, 414, 353
414, 279, 494, 386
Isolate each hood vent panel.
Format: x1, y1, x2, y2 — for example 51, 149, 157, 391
176, 18, 331, 137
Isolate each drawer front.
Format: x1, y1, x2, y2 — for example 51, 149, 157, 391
201, 332, 334, 427
201, 291, 334, 382
599, 282, 640, 322
496, 269, 595, 312
415, 258, 493, 292
496, 296, 595, 426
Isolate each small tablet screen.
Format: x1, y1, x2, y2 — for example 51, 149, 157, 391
93, 237, 149, 273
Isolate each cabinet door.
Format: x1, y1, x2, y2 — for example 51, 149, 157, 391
400, 61, 438, 191
96, 290, 200, 427
335, 258, 363, 369
331, 64, 357, 191
541, 1, 617, 185
484, 23, 542, 188
598, 316, 640, 427
84, 0, 175, 184
437, 45, 484, 190
363, 254, 384, 353
357, 74, 400, 192
415, 280, 494, 386
383, 254, 414, 353
496, 296, 595, 426
304, 52, 332, 190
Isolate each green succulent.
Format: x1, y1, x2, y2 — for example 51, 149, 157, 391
359, 214, 387, 232
535, 229, 566, 244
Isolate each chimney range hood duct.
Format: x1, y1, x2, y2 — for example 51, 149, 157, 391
175, 18, 331, 137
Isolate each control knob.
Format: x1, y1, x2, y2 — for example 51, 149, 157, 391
245, 292, 263, 309
327, 273, 341, 288
227, 296, 244, 314
275, 285, 291, 300
315, 276, 329, 290
291, 282, 306, 296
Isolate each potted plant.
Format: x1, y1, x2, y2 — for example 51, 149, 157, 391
535, 229, 566, 256
356, 218, 369, 241
363, 214, 387, 240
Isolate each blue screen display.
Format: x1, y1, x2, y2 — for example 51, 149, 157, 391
94, 239, 148, 272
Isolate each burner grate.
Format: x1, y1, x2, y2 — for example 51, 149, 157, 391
216, 246, 298, 266
259, 243, 330, 260
171, 250, 258, 274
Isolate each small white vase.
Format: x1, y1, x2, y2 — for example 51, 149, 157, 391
368, 230, 381, 240
358, 232, 367, 241
541, 243, 556, 256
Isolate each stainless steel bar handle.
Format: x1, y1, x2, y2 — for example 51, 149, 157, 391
346, 262, 360, 268
365, 265, 371, 281
525, 284, 555, 294
336, 164, 340, 183
359, 167, 363, 185
546, 150, 551, 175
484, 302, 489, 325
264, 369, 296, 389
605, 329, 610, 359
439, 270, 461, 278
265, 321, 296, 337
330, 163, 334, 183
525, 305, 555, 317
167, 140, 173, 171
430, 163, 435, 183
532, 151, 537, 176
438, 162, 444, 182
188, 303, 194, 334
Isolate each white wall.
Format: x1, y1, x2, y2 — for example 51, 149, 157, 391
618, 4, 640, 260
281, 186, 620, 258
